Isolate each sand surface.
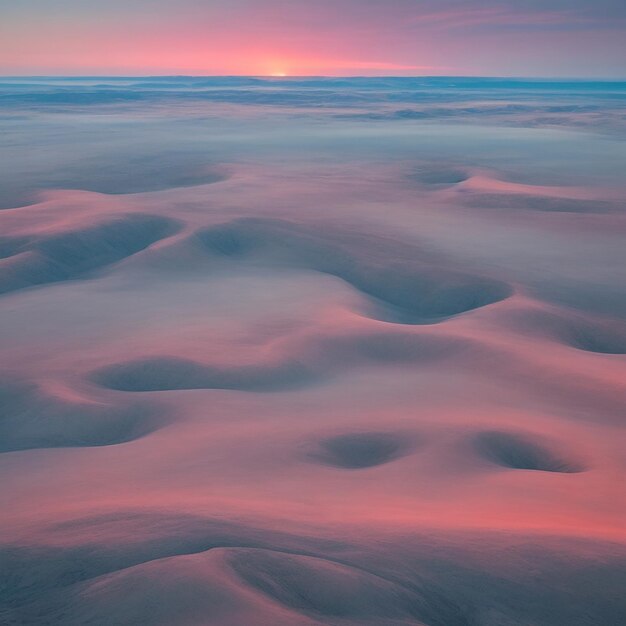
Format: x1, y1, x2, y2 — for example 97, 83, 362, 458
1, 77, 625, 625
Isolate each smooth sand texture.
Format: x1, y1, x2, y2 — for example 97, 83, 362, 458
1, 77, 625, 625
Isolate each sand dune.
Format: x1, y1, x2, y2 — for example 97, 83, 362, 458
2, 511, 625, 625
0, 213, 181, 294
433, 171, 625, 213
1, 78, 625, 625
195, 218, 513, 321
90, 331, 466, 392
0, 377, 162, 452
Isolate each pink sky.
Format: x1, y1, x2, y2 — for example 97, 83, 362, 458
1, 0, 625, 77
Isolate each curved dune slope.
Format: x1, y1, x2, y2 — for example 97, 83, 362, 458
2, 512, 625, 626
0, 213, 181, 295
90, 332, 465, 392
503, 307, 626, 354
0, 378, 162, 452
194, 218, 513, 322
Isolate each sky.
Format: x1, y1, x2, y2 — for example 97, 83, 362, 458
1, 0, 625, 77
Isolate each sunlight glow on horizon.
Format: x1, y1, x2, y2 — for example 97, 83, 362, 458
0, 0, 624, 77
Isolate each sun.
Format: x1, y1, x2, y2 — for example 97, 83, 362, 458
270, 71, 287, 77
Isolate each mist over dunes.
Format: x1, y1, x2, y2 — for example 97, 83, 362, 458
1, 77, 625, 625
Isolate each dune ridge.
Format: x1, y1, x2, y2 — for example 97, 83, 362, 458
194, 217, 513, 322
90, 330, 466, 392
0, 377, 162, 452
0, 213, 181, 295
2, 511, 625, 626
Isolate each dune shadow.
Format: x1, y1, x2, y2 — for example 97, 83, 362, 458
3, 509, 625, 625
227, 547, 464, 625
0, 236, 31, 260
90, 332, 465, 393
194, 218, 512, 323
411, 165, 470, 186
307, 432, 413, 469
0, 378, 163, 452
89, 356, 318, 393
504, 308, 626, 354
461, 193, 620, 214
473, 431, 585, 473
556, 319, 626, 355
0, 213, 181, 295
0, 159, 229, 209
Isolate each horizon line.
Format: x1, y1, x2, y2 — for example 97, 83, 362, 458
2, 74, 626, 81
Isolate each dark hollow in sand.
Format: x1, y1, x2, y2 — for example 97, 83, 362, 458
505, 309, 626, 354
89, 356, 317, 393
411, 165, 470, 186
308, 432, 412, 469
473, 431, 585, 473
559, 320, 626, 354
